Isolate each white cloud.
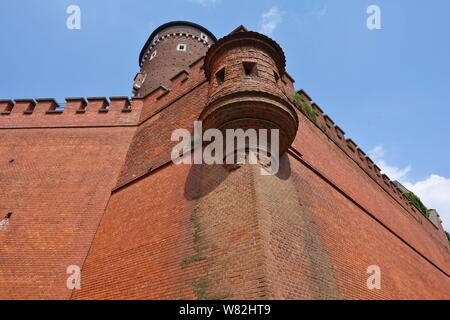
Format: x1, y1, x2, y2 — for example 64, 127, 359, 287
259, 7, 283, 36
369, 145, 384, 159
189, 0, 219, 7
369, 146, 412, 181
369, 145, 450, 231
404, 176, 450, 231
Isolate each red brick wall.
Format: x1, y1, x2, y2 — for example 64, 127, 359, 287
291, 111, 450, 275
71, 163, 198, 299
116, 81, 209, 189
72, 102, 450, 300
285, 157, 450, 299
1, 28, 449, 300
1, 86, 449, 300
0, 125, 136, 299
73, 147, 450, 300
73, 162, 273, 300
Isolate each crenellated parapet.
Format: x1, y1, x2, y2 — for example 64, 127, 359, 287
200, 27, 299, 156
291, 89, 442, 229
0, 52, 209, 130
0, 96, 141, 128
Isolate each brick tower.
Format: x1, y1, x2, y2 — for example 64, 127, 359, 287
133, 21, 216, 97
201, 26, 298, 159
0, 21, 449, 300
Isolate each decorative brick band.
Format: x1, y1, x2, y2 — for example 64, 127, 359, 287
140, 32, 211, 66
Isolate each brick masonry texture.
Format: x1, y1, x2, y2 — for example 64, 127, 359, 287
0, 22, 449, 299
200, 29, 298, 156
0, 126, 136, 299
136, 23, 214, 97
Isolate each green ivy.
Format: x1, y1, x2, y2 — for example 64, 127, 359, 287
404, 192, 429, 218
445, 231, 450, 244
293, 92, 317, 122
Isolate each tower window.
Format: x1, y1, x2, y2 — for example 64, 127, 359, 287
200, 33, 208, 42
133, 72, 147, 91
150, 50, 157, 60
215, 68, 225, 85
177, 44, 187, 52
274, 71, 280, 83
243, 62, 258, 77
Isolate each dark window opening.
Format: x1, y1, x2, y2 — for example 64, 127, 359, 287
215, 68, 225, 85
274, 71, 280, 82
5, 212, 12, 219
243, 62, 258, 77
177, 44, 187, 52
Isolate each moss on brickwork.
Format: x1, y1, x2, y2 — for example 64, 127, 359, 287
182, 202, 211, 299
293, 92, 317, 122
192, 275, 230, 300
181, 203, 207, 268
191, 276, 209, 300
183, 200, 231, 300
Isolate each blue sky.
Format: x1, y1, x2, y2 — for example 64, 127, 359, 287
1, 0, 449, 229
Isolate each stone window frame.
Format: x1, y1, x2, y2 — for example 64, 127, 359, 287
200, 33, 208, 42
177, 44, 187, 52
152, 34, 160, 44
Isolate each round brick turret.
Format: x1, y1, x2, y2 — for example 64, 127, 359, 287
200, 27, 299, 157
134, 21, 217, 97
